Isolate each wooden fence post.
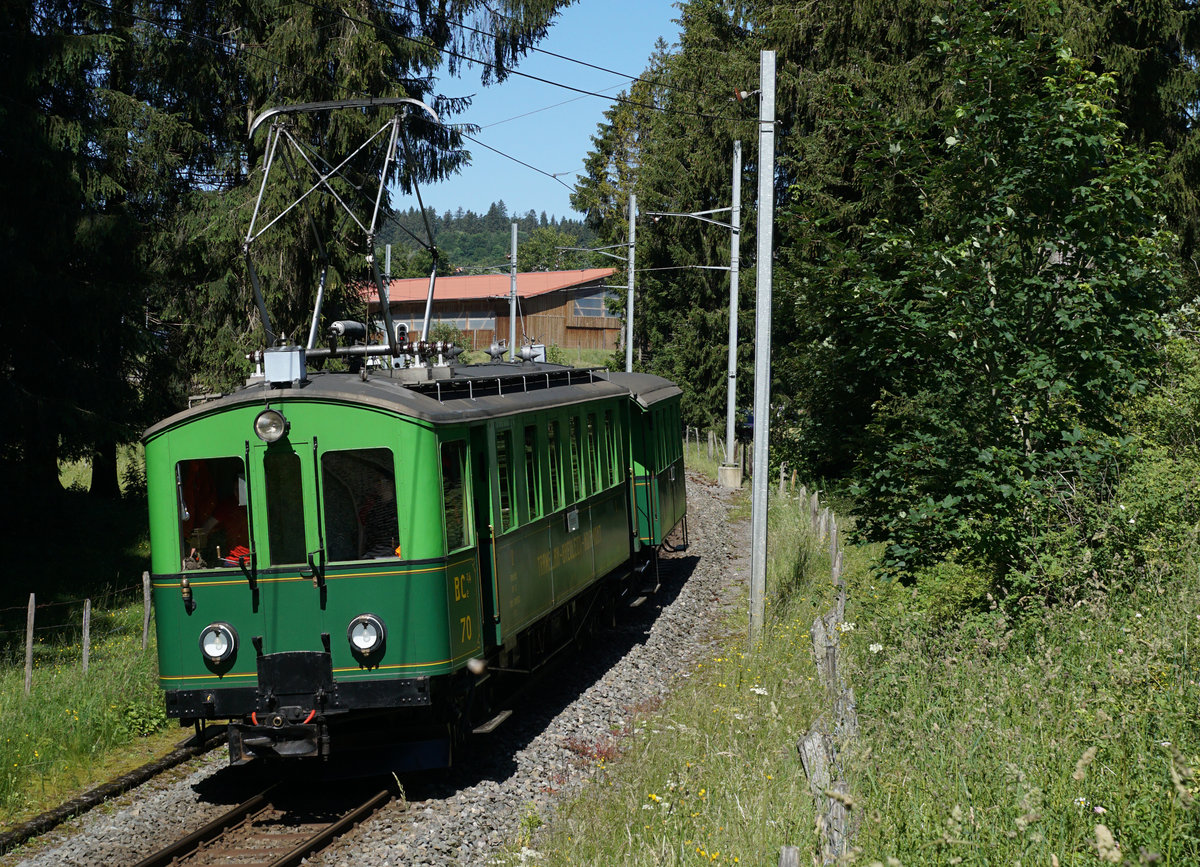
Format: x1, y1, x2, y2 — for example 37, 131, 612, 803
24, 593, 34, 696
82, 599, 91, 674
142, 571, 152, 651
779, 846, 801, 867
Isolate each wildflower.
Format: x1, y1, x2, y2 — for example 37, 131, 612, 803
1074, 797, 1089, 807
1135, 613, 1143, 619
1116, 649, 1124, 655
1093, 805, 1107, 815
750, 686, 768, 695
869, 643, 883, 654
648, 793, 660, 802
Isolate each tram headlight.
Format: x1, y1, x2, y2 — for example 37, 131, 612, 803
253, 408, 289, 443
347, 613, 386, 656
199, 622, 238, 663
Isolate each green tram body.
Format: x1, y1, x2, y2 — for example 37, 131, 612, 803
143, 361, 685, 767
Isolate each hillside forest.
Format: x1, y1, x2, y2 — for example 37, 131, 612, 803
377, 204, 597, 277
7, 0, 1200, 613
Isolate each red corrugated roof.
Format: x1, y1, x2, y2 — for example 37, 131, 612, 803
365, 268, 616, 303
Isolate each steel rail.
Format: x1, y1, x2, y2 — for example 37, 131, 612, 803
130, 783, 393, 867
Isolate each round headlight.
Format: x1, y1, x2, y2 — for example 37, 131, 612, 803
254, 408, 289, 443
347, 613, 386, 656
199, 622, 238, 663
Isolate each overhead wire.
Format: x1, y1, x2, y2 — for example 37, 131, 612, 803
378, 0, 721, 105
77, 0, 756, 207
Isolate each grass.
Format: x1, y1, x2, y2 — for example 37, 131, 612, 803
520, 454, 1200, 864
0, 602, 169, 825
0, 448, 171, 828
844, 564, 1200, 863
524, 469, 844, 865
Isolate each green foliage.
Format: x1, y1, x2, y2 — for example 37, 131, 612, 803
793, 5, 1180, 586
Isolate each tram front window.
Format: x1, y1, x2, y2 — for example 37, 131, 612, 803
177, 457, 249, 570
321, 448, 400, 561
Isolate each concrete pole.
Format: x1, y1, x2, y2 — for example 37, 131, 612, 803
625, 193, 636, 373
749, 50, 776, 644
725, 140, 742, 466
509, 222, 518, 361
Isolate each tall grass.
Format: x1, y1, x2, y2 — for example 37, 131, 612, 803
529, 485, 843, 865
0, 603, 166, 822
844, 565, 1200, 863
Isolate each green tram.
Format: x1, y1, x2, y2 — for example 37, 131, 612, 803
143, 353, 685, 767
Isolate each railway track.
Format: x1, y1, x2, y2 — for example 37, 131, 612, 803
131, 782, 392, 867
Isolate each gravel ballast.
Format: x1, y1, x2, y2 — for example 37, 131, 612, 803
8, 472, 746, 866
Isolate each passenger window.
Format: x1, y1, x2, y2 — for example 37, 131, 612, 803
547, 420, 562, 512
441, 441, 469, 552
496, 429, 514, 532
587, 414, 600, 492
604, 409, 617, 485
524, 426, 542, 520
177, 457, 249, 570
320, 448, 399, 561
263, 448, 307, 565
569, 416, 584, 501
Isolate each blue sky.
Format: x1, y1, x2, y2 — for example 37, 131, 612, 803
414, 0, 682, 221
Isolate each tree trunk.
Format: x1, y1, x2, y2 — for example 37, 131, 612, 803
90, 440, 120, 500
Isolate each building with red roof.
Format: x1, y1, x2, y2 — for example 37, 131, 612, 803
364, 268, 621, 352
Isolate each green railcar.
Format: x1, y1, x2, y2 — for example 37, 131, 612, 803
144, 358, 684, 768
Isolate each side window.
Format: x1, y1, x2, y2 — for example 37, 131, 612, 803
547, 420, 562, 513
263, 448, 307, 566
496, 429, 514, 532
177, 457, 249, 569
586, 413, 601, 492
441, 441, 470, 552
569, 415, 584, 501
524, 425, 542, 521
604, 409, 617, 485
321, 448, 399, 561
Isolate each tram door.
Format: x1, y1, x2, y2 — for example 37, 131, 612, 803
248, 440, 321, 654
468, 425, 501, 648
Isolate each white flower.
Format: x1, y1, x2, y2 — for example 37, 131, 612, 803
869, 643, 884, 654
836, 621, 857, 633
750, 686, 768, 695
1074, 797, 1089, 807
1094, 805, 1107, 815
1135, 613, 1143, 618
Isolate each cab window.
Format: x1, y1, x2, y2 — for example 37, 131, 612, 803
176, 457, 248, 569
320, 448, 399, 561
441, 441, 470, 552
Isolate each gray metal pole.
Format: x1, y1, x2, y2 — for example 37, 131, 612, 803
725, 141, 742, 466
625, 193, 636, 373
749, 51, 776, 643
510, 222, 519, 361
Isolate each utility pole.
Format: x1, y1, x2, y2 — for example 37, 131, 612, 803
724, 140, 742, 471
509, 222, 518, 361
749, 50, 776, 644
625, 192, 636, 373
